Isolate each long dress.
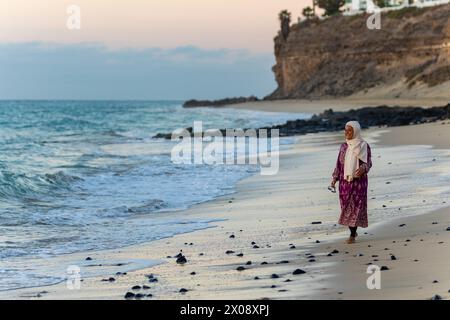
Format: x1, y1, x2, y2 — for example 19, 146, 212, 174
332, 143, 372, 228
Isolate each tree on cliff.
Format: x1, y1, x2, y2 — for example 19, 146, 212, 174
374, 0, 387, 7
317, 0, 344, 16
302, 6, 315, 19
278, 10, 291, 40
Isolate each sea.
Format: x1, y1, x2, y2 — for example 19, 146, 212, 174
0, 100, 310, 291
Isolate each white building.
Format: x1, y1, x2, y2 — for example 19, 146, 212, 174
342, 0, 449, 15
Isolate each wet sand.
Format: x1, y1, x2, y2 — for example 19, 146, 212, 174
2, 100, 450, 300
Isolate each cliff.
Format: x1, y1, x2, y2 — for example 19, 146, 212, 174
267, 5, 450, 100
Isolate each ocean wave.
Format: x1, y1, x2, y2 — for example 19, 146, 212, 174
101, 130, 144, 140
46, 117, 97, 130
94, 199, 168, 218
0, 169, 82, 201
127, 199, 168, 214
43, 171, 82, 185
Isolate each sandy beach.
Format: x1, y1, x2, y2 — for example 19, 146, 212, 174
230, 97, 450, 114
2, 100, 449, 301
4, 0, 450, 305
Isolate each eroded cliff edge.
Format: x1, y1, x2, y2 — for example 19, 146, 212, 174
267, 5, 450, 100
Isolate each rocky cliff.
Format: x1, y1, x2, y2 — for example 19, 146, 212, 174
267, 5, 450, 100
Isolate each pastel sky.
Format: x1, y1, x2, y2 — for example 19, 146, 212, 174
0, 0, 311, 99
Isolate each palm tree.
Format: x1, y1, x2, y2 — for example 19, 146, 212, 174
302, 6, 315, 19
317, 0, 345, 16
374, 0, 386, 7
278, 10, 292, 40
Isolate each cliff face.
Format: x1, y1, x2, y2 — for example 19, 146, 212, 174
267, 5, 450, 100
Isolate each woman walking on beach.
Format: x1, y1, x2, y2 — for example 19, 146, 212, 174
331, 121, 372, 244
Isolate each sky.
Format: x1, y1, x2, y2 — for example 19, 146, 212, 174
0, 0, 311, 99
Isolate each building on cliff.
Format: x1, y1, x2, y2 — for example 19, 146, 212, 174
343, 0, 450, 15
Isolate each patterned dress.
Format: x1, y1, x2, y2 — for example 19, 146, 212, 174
332, 143, 372, 228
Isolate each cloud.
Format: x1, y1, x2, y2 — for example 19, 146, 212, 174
0, 42, 276, 100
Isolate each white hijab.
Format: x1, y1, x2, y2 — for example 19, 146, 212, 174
344, 121, 368, 182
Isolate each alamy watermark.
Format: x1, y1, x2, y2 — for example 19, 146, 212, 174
66, 5, 81, 30
170, 121, 279, 175
366, 264, 381, 290
366, 0, 381, 30
66, 265, 81, 290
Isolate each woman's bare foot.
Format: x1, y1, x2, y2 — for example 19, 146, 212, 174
345, 236, 356, 244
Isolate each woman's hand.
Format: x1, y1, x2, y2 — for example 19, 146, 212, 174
331, 178, 337, 188
354, 167, 364, 178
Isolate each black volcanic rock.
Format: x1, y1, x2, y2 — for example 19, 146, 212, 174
124, 292, 135, 299
183, 96, 259, 108
293, 269, 306, 275
176, 255, 187, 264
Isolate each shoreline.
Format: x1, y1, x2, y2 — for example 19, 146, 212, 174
2, 100, 450, 300
230, 98, 450, 114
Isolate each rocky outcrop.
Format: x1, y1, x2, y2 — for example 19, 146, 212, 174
265, 104, 450, 136
183, 96, 259, 108
267, 5, 450, 100
153, 104, 450, 139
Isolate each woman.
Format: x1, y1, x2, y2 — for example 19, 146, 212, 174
331, 121, 372, 244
